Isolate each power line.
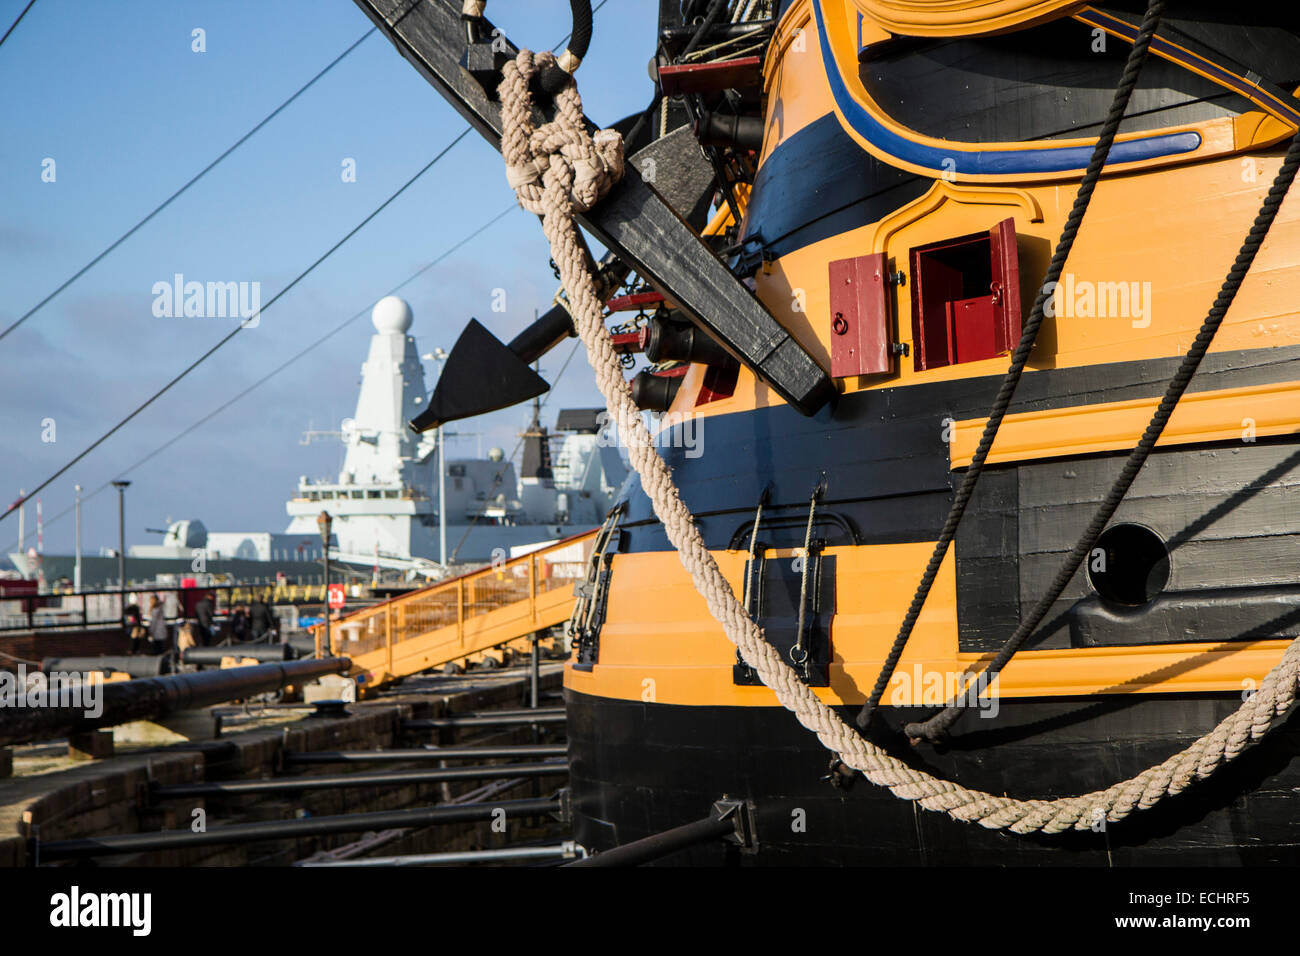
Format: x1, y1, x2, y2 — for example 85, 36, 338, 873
0, 203, 520, 558
0, 27, 376, 344
0, 129, 470, 526
0, 0, 35, 49
3, 2, 618, 551
3, 1, 617, 346
108, 204, 519, 486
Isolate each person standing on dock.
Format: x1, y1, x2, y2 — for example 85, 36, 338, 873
229, 603, 249, 643
249, 592, 275, 643
147, 594, 170, 654
125, 600, 145, 654
194, 591, 215, 646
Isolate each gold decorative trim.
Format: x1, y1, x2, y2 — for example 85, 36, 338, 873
869, 180, 1043, 254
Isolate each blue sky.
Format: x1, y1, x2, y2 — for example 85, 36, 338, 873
0, 0, 660, 559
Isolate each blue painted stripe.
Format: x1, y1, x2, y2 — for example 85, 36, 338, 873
812, 1, 1202, 176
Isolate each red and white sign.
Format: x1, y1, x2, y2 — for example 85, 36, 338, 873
327, 584, 346, 610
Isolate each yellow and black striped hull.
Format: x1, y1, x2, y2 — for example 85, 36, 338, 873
566, 0, 1300, 861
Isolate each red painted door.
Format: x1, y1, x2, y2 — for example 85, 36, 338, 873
828, 252, 895, 378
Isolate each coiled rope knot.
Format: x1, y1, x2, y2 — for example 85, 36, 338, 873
500, 49, 624, 217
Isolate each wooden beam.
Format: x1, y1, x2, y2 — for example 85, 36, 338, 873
351, 0, 834, 416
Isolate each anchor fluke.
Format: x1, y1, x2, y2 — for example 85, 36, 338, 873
409, 314, 564, 433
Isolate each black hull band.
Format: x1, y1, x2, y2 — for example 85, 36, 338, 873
565, 688, 1300, 865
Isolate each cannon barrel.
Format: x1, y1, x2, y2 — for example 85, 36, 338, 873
183, 644, 296, 666
42, 656, 171, 678
0, 657, 351, 746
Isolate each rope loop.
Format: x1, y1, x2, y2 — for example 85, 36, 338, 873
499, 50, 624, 218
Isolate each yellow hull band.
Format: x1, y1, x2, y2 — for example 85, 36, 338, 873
950, 378, 1300, 469
567, 546, 1290, 707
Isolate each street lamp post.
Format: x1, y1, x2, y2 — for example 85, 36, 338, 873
423, 349, 449, 567
111, 481, 130, 624
74, 485, 82, 592
317, 510, 332, 657
438, 423, 447, 566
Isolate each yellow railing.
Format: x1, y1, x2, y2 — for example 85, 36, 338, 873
228, 583, 329, 604
41, 582, 331, 603
311, 531, 596, 690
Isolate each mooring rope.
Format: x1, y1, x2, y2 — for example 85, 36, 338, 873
497, 48, 1300, 834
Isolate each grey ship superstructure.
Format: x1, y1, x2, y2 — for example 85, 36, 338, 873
283, 297, 626, 570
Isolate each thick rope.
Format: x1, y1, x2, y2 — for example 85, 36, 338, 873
498, 48, 1300, 835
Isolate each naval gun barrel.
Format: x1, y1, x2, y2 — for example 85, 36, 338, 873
0, 657, 351, 746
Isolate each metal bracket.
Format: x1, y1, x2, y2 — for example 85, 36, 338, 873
713, 796, 758, 854
569, 503, 627, 670
733, 236, 774, 278
554, 787, 573, 825
460, 40, 510, 94
820, 756, 858, 791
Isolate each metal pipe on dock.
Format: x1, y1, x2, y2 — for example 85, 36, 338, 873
530, 633, 540, 709
34, 796, 563, 861
284, 744, 567, 764
402, 710, 566, 730
0, 657, 351, 746
149, 760, 570, 798
286, 634, 317, 658
298, 841, 584, 867
391, 706, 564, 719
566, 813, 737, 867
42, 655, 170, 678
183, 644, 297, 665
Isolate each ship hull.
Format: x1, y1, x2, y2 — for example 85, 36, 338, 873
563, 344, 1300, 864
565, 688, 1300, 865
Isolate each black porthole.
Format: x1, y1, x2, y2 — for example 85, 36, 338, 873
1087, 523, 1170, 607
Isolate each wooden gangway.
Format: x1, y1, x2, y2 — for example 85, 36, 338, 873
313, 532, 596, 691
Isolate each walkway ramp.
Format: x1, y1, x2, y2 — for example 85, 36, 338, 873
314, 532, 595, 691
